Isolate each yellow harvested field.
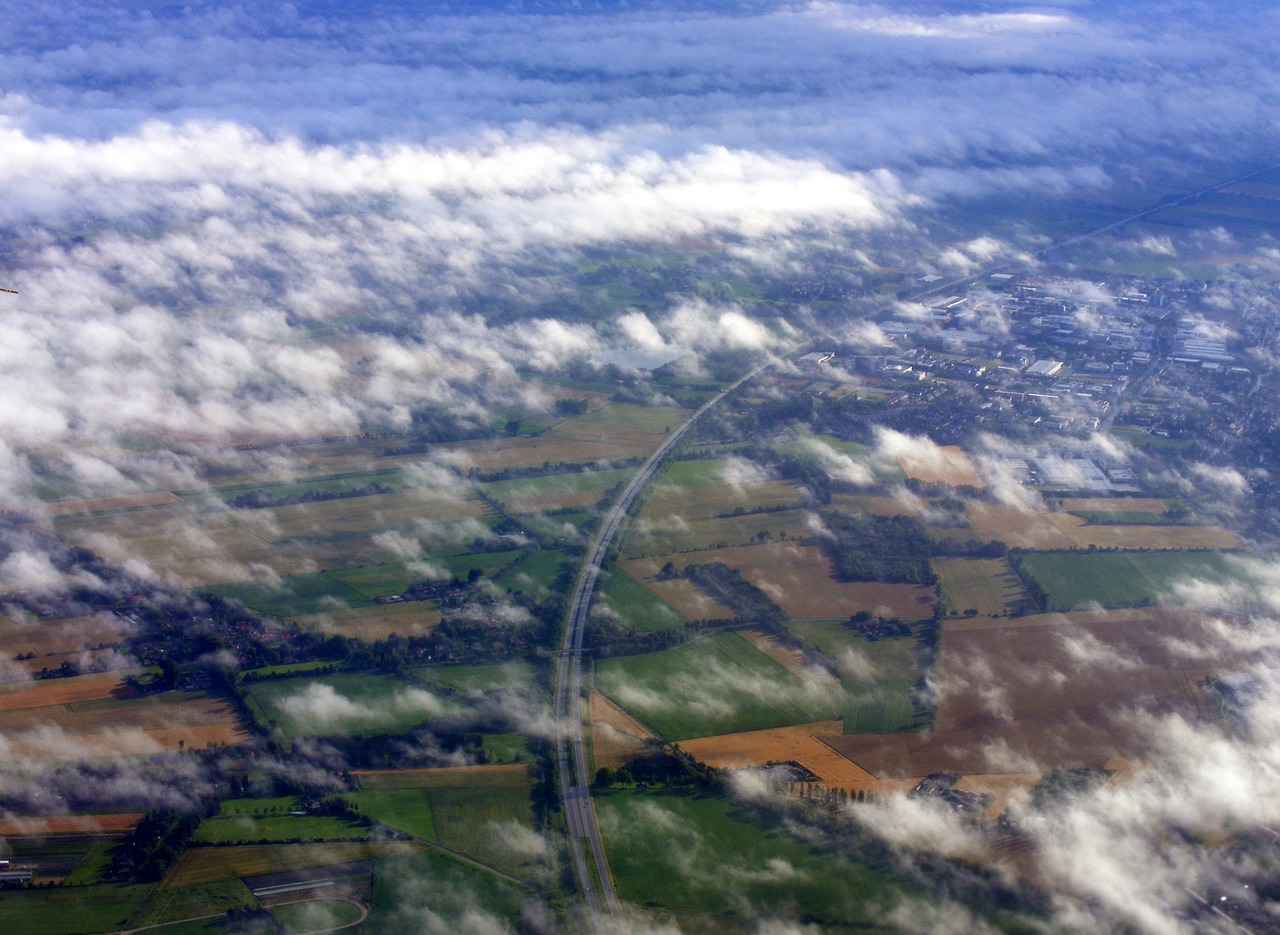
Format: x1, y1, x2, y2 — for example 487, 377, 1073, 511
953, 503, 1077, 549
945, 502, 1241, 550
0, 813, 143, 836
0, 673, 124, 712
680, 722, 880, 790
933, 557, 1029, 616
0, 691, 248, 760
738, 629, 836, 684
44, 490, 182, 517
590, 690, 655, 770
1059, 521, 1241, 550
624, 544, 936, 620
0, 613, 125, 659
143, 723, 252, 751
897, 445, 984, 489
1060, 497, 1169, 513
353, 763, 530, 790
293, 602, 442, 642
614, 565, 735, 620
954, 773, 1041, 821
166, 842, 423, 888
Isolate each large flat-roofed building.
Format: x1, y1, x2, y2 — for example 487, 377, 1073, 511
1025, 359, 1064, 378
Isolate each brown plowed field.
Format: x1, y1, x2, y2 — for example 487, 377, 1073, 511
44, 490, 182, 516
620, 573, 735, 621
0, 691, 247, 760
623, 543, 935, 620
0, 813, 143, 835
942, 502, 1241, 550
294, 602, 442, 642
823, 608, 1241, 779
0, 673, 125, 711
166, 841, 423, 888
353, 763, 529, 790
590, 690, 655, 770
897, 445, 984, 489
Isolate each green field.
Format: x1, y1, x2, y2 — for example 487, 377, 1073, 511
484, 466, 633, 504
653, 458, 732, 491
434, 549, 525, 580
6, 835, 104, 879
595, 631, 846, 740
347, 789, 438, 841
412, 661, 537, 695
0, 883, 153, 935
244, 672, 451, 739
61, 840, 115, 886
600, 566, 686, 632
365, 850, 528, 935
621, 508, 815, 558
787, 621, 923, 733
271, 898, 364, 932
192, 812, 370, 844
126, 880, 256, 930
326, 562, 421, 599
195, 799, 372, 848
597, 788, 903, 926
480, 732, 528, 763
493, 549, 570, 592
240, 660, 339, 680
348, 777, 540, 878
207, 571, 375, 618
771, 431, 872, 461
205, 468, 407, 505
1015, 550, 1239, 611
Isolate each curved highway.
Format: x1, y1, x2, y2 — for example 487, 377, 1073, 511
554, 364, 766, 933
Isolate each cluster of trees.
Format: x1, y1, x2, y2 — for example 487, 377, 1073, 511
845, 611, 911, 640
682, 562, 787, 625
471, 455, 641, 483
592, 746, 719, 790
225, 482, 395, 510
820, 513, 937, 584
1005, 554, 1049, 611
107, 800, 218, 882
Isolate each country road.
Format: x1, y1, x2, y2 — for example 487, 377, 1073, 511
554, 363, 768, 934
